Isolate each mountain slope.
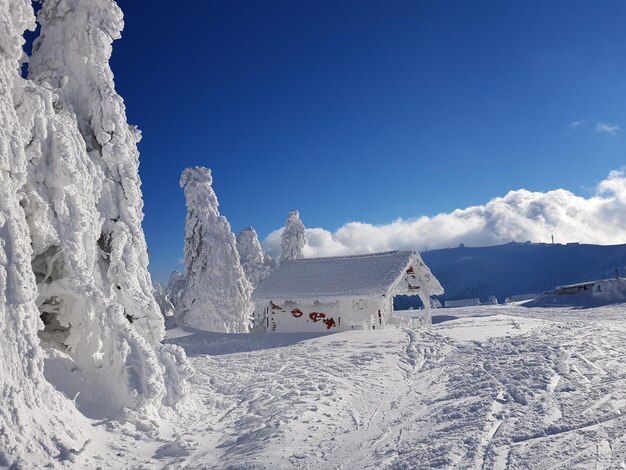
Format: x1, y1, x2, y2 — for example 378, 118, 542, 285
420, 242, 626, 303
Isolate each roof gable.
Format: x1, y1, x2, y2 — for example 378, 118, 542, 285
252, 250, 442, 301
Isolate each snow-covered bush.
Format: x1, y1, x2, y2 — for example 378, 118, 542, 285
176, 167, 252, 332
485, 295, 499, 305
280, 209, 306, 263
237, 227, 273, 287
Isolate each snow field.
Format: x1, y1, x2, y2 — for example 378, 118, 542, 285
70, 304, 626, 469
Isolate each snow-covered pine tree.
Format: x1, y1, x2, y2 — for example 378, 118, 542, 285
236, 227, 272, 287
280, 209, 306, 263
8, 0, 191, 423
177, 167, 252, 332
1, 0, 192, 463
28, 0, 165, 344
0, 2, 91, 463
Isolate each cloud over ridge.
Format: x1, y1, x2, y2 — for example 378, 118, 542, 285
263, 170, 626, 259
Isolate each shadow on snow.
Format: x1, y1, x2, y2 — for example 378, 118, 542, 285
163, 326, 335, 356
431, 314, 460, 324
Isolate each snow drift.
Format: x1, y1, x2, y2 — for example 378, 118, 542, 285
0, 0, 191, 465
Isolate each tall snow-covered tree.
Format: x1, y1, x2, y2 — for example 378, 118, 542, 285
177, 167, 252, 332
0, 0, 193, 464
0, 4, 193, 462
28, 0, 166, 344
280, 209, 307, 263
236, 227, 272, 287
0, 2, 90, 463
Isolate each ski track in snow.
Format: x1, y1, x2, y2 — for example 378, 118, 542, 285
75, 305, 626, 469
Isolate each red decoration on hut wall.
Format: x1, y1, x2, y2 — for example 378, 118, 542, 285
271, 302, 282, 310
309, 312, 326, 322
406, 266, 415, 274
291, 308, 303, 318
323, 318, 336, 329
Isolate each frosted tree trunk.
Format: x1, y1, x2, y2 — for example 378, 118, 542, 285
280, 209, 306, 263
236, 227, 272, 287
177, 167, 252, 332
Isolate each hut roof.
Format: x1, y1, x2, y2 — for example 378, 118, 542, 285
252, 250, 442, 301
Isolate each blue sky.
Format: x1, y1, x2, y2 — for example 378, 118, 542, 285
111, 1, 626, 282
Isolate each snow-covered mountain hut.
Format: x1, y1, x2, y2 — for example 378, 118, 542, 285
252, 251, 443, 332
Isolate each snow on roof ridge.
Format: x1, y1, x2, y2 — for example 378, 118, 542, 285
283, 250, 415, 263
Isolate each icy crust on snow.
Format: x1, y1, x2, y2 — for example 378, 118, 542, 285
1, 0, 191, 464
253, 250, 443, 301
0, 1, 88, 465
236, 226, 273, 288
176, 167, 252, 332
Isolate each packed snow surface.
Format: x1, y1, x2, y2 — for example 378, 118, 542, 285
60, 303, 626, 469
254, 250, 437, 300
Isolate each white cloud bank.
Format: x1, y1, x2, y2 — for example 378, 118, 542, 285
263, 170, 626, 259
